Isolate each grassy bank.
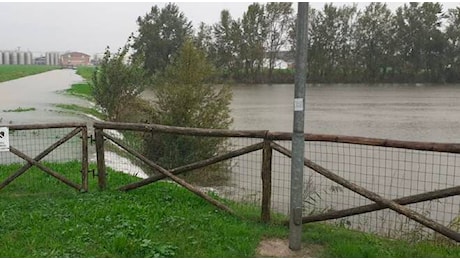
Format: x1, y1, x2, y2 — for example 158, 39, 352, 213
64, 66, 94, 100
1, 162, 459, 257
58, 66, 103, 118
0, 65, 58, 83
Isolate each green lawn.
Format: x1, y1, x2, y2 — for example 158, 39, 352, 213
0, 65, 58, 82
0, 162, 459, 257
76, 66, 95, 81
62, 66, 95, 100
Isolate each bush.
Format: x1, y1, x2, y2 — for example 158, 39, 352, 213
143, 40, 233, 184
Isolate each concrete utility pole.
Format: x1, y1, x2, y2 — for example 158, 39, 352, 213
289, 2, 309, 251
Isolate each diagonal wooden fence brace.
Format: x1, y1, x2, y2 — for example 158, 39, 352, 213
298, 185, 460, 224
119, 141, 265, 191
102, 132, 236, 215
271, 142, 460, 242
9, 146, 81, 191
0, 127, 83, 190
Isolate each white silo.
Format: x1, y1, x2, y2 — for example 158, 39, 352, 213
46, 53, 50, 65
3, 51, 10, 64
10, 52, 17, 65
55, 52, 60, 66
27, 52, 33, 65
0, 52, 3, 65
24, 52, 30, 65
52, 52, 58, 65
18, 52, 25, 65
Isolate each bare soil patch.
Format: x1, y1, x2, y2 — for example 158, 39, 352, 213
256, 238, 323, 258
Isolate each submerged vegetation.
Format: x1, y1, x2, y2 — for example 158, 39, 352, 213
55, 104, 105, 120
0, 65, 58, 83
3, 107, 36, 113
0, 162, 459, 257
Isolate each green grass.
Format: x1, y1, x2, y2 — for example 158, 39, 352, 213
64, 66, 95, 100
64, 83, 93, 100
55, 104, 105, 120
76, 66, 95, 81
3, 107, 36, 112
0, 162, 459, 257
303, 223, 460, 257
0, 65, 58, 82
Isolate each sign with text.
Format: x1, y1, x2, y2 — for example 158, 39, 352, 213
0, 127, 10, 152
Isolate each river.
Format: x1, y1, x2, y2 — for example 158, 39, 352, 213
230, 83, 460, 143
2, 70, 460, 238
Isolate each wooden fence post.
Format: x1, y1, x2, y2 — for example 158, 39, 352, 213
95, 127, 107, 190
81, 126, 89, 192
261, 139, 273, 223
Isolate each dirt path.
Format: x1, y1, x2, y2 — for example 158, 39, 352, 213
256, 238, 323, 258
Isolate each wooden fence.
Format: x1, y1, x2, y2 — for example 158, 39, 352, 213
1, 121, 458, 242
0, 123, 89, 192
93, 121, 460, 242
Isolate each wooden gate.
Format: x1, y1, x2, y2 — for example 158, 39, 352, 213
0, 123, 89, 192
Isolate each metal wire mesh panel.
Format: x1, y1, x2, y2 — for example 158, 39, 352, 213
272, 140, 460, 240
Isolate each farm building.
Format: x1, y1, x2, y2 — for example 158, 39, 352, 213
60, 52, 91, 68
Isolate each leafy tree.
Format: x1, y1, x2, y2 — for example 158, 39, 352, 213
393, 2, 445, 82
446, 7, 460, 81
92, 42, 147, 121
144, 40, 233, 171
194, 22, 215, 60
264, 2, 294, 82
241, 3, 267, 80
355, 3, 393, 82
132, 3, 193, 76
308, 4, 358, 82
212, 10, 244, 79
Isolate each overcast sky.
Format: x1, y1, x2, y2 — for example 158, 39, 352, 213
0, 1, 459, 56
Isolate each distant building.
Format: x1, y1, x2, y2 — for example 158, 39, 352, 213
263, 51, 295, 70
60, 52, 91, 68
34, 56, 47, 65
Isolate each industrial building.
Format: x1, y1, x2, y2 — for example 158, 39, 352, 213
0, 51, 33, 65
0, 51, 91, 67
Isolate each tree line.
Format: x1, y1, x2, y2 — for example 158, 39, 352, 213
132, 2, 460, 84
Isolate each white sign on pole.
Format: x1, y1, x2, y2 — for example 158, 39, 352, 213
294, 98, 304, 111
0, 127, 10, 152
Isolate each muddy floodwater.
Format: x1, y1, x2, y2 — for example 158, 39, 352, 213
230, 83, 460, 143
0, 69, 91, 124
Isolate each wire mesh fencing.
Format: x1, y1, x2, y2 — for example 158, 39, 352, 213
272, 140, 460, 241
